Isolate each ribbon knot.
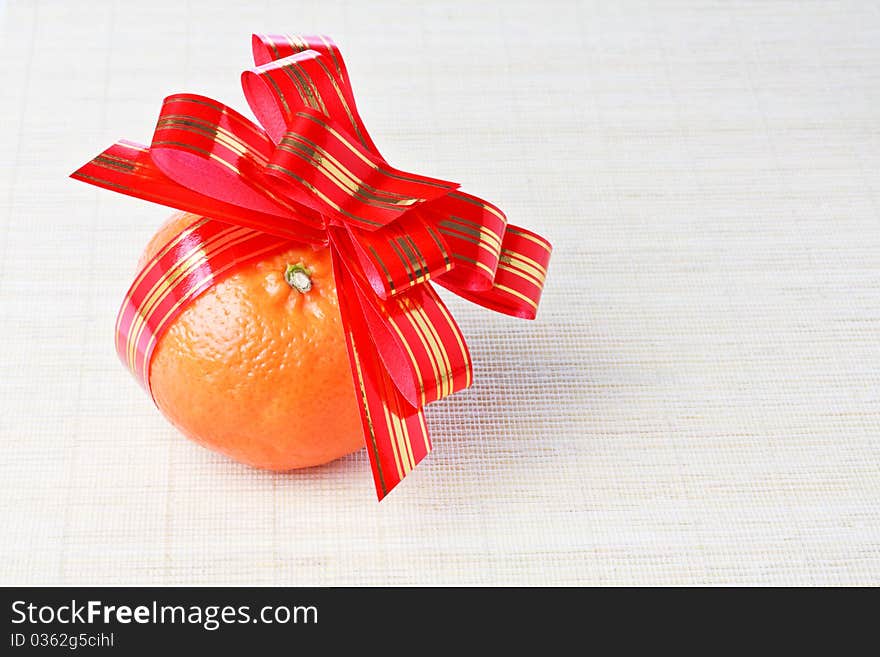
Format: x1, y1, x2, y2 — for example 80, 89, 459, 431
72, 34, 552, 499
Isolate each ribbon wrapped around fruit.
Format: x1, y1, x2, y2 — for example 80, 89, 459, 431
72, 34, 551, 499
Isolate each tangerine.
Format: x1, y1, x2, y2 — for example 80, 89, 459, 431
140, 212, 363, 470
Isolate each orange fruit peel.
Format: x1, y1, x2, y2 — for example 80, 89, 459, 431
144, 212, 363, 471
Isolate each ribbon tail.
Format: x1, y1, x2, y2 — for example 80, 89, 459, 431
70, 140, 326, 244
332, 247, 432, 500
330, 225, 472, 406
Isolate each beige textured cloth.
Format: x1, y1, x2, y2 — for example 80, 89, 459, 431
1, 0, 878, 585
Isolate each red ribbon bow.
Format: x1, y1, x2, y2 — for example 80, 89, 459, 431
72, 34, 551, 498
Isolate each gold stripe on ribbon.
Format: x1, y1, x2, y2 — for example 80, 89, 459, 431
157, 115, 271, 161
450, 252, 496, 278
383, 310, 428, 406
443, 215, 503, 251
368, 245, 397, 294
317, 35, 344, 80
150, 136, 304, 218
161, 96, 270, 142
128, 226, 254, 374
278, 133, 422, 211
349, 338, 387, 497
294, 112, 452, 190
71, 172, 133, 194
116, 217, 211, 340
424, 223, 452, 268
448, 191, 506, 223
410, 299, 455, 399
399, 296, 453, 399
429, 292, 472, 389
280, 131, 416, 203
311, 54, 369, 147
500, 248, 547, 281
416, 410, 431, 454
394, 296, 444, 402
140, 237, 286, 382
438, 223, 499, 258
505, 225, 552, 253
264, 161, 383, 228
283, 56, 328, 115
493, 283, 539, 311
378, 393, 406, 480
497, 262, 543, 289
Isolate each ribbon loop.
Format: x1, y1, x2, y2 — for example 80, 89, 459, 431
244, 46, 460, 232
263, 108, 459, 231
345, 211, 453, 299
150, 94, 318, 223
428, 191, 508, 292
71, 33, 552, 499
437, 223, 551, 319
242, 50, 324, 144
251, 33, 380, 153
330, 225, 470, 408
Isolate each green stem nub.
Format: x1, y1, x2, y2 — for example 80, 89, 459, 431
284, 263, 313, 293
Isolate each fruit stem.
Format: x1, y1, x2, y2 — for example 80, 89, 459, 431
284, 263, 313, 293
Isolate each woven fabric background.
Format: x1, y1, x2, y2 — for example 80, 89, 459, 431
1, 0, 878, 586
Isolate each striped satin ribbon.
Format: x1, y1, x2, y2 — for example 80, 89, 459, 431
71, 34, 552, 499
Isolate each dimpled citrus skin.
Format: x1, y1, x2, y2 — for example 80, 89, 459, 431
140, 212, 363, 470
